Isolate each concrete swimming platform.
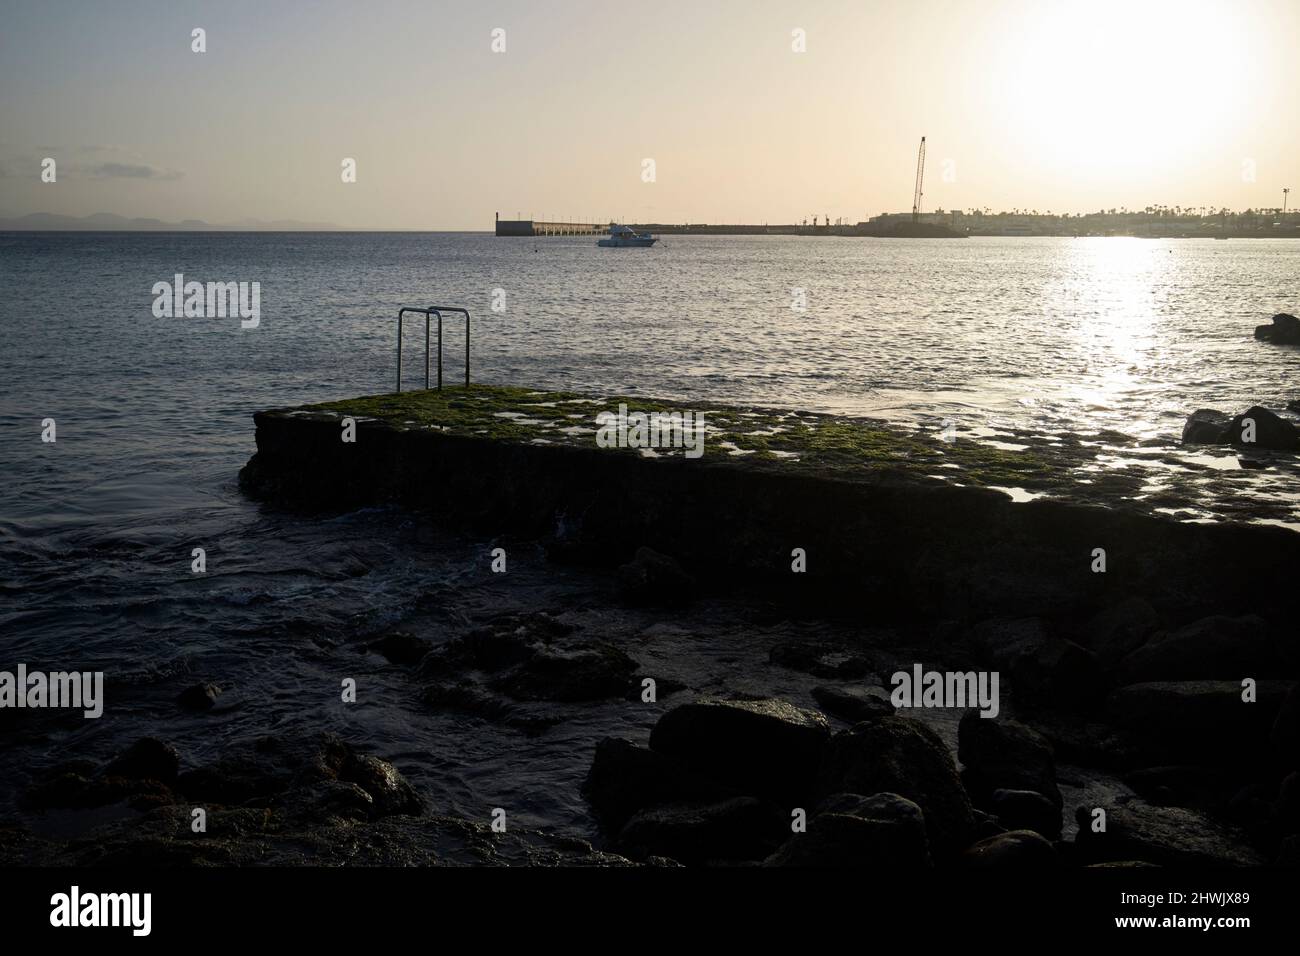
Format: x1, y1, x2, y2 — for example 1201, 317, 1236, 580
239, 384, 1300, 629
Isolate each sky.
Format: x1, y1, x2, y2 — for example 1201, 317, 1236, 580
1, 0, 1297, 228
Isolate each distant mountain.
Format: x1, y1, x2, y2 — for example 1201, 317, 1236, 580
0, 212, 340, 231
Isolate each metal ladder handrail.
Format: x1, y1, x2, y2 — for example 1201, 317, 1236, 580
395, 305, 471, 393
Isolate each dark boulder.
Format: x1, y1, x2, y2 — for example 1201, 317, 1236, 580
969, 617, 1099, 708
104, 738, 181, 784
1272, 684, 1300, 772
420, 680, 563, 733
175, 734, 423, 821
1254, 312, 1300, 345
818, 715, 976, 857
650, 698, 830, 804
1181, 409, 1232, 444
771, 642, 872, 679
616, 797, 783, 864
1073, 804, 1267, 866
337, 752, 424, 817
958, 711, 1062, 809
418, 614, 637, 704
1277, 773, 1300, 838
176, 682, 222, 712
765, 792, 931, 868
1278, 834, 1300, 866
812, 685, 893, 723
369, 632, 433, 667
990, 789, 1062, 839
1081, 597, 1161, 667
1106, 679, 1294, 765
1227, 406, 1300, 451
582, 738, 738, 833
615, 547, 695, 607
1122, 765, 1241, 811
418, 614, 570, 677
961, 829, 1058, 868
491, 642, 638, 702
1115, 615, 1282, 684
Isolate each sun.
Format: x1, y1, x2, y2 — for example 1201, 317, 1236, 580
985, 0, 1253, 180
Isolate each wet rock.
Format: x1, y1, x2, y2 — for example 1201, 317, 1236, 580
1272, 684, 1300, 772
370, 632, 433, 667
812, 684, 893, 723
105, 738, 181, 784
1081, 597, 1161, 668
417, 613, 634, 704
818, 715, 976, 857
582, 738, 737, 833
971, 807, 1008, 840
958, 711, 1061, 809
649, 698, 830, 805
1123, 765, 1241, 811
1226, 406, 1300, 451
1278, 834, 1300, 865
1115, 615, 1282, 684
420, 681, 561, 733
969, 617, 1100, 708
1073, 804, 1267, 866
990, 789, 1062, 839
419, 616, 561, 676
961, 829, 1058, 868
338, 752, 424, 817
1106, 680, 1294, 764
22, 772, 175, 812
1227, 783, 1273, 840
491, 642, 637, 702
176, 682, 222, 712
1181, 409, 1232, 444
315, 781, 377, 821
770, 642, 871, 679
1274, 772, 1300, 838
765, 792, 931, 868
1254, 312, 1300, 345
616, 797, 782, 864
615, 547, 695, 607
174, 734, 423, 822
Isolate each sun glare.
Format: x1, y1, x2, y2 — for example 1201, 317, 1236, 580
989, 0, 1252, 177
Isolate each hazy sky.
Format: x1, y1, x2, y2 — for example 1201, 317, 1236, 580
1, 0, 1296, 228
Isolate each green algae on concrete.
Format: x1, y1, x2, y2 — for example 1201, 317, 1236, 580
295, 384, 1300, 525
305, 385, 1072, 492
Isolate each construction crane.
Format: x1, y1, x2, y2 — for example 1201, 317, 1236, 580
912, 136, 927, 224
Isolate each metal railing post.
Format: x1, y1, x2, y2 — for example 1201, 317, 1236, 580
435, 310, 443, 390
394, 305, 470, 393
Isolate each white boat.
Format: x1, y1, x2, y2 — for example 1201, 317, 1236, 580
598, 223, 658, 247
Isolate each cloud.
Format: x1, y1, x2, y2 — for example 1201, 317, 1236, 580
0, 146, 183, 181
89, 161, 181, 180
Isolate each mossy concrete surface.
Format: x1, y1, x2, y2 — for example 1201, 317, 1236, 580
241, 385, 1300, 628
302, 385, 1087, 498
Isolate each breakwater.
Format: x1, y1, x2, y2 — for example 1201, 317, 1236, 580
239, 385, 1300, 632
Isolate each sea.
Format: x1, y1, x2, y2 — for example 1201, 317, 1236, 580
1, 231, 1297, 841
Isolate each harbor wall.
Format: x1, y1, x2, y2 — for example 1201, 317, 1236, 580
239, 406, 1300, 633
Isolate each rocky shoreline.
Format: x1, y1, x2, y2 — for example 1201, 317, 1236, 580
5, 592, 1295, 867
5, 384, 1297, 868
4, 565, 1297, 867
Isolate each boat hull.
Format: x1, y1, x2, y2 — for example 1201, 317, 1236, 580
597, 237, 658, 247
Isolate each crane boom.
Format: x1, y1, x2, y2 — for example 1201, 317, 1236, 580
912, 136, 926, 224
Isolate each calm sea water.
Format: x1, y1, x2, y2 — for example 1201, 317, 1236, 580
1, 231, 1297, 838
